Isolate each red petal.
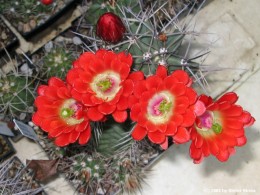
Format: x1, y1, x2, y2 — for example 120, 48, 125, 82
66, 68, 80, 85
146, 75, 162, 90
195, 135, 204, 148
128, 71, 144, 82
170, 83, 186, 96
217, 92, 238, 104
225, 119, 244, 129
185, 88, 197, 105
73, 80, 89, 93
34, 96, 53, 107
55, 134, 70, 147
160, 138, 169, 150
87, 107, 104, 121
75, 121, 89, 132
166, 122, 177, 135
69, 131, 80, 143
122, 79, 134, 96
237, 136, 247, 146
118, 51, 133, 67
44, 86, 60, 100
182, 109, 195, 127
133, 81, 147, 98
48, 127, 64, 137
173, 127, 190, 143
130, 104, 141, 121
148, 131, 166, 144
172, 114, 183, 126
156, 65, 167, 79
208, 140, 219, 155
32, 113, 42, 126
194, 100, 206, 116
48, 77, 65, 87
171, 70, 189, 85
112, 110, 127, 123
96, 49, 107, 59
132, 125, 147, 141
117, 96, 129, 110
216, 150, 229, 162
164, 76, 178, 89
57, 87, 70, 99
146, 121, 158, 132
82, 94, 96, 106
37, 85, 48, 96
222, 105, 243, 117
98, 103, 116, 114
79, 126, 91, 145
218, 101, 231, 110
190, 142, 203, 162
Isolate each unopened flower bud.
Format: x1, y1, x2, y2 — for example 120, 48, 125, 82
96, 12, 126, 44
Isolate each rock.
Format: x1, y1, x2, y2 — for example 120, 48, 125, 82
23, 23, 31, 33
29, 19, 36, 29
72, 36, 82, 45
1, 31, 7, 40
18, 22, 23, 32
44, 41, 54, 53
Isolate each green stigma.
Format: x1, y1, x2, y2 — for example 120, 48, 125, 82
61, 108, 74, 118
159, 100, 172, 114
97, 79, 112, 92
212, 123, 222, 134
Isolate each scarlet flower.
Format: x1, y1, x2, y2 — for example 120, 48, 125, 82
129, 65, 197, 148
190, 92, 255, 163
96, 12, 126, 44
67, 49, 133, 123
32, 77, 91, 147
41, 0, 53, 5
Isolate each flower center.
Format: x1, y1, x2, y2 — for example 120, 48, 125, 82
61, 108, 74, 118
195, 111, 223, 137
97, 78, 112, 92
147, 91, 174, 124
90, 71, 121, 102
60, 99, 84, 126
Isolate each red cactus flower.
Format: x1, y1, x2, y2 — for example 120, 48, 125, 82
32, 77, 91, 147
96, 12, 126, 44
129, 65, 197, 148
67, 49, 133, 123
190, 92, 255, 163
41, 0, 53, 5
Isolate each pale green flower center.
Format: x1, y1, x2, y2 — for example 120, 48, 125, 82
90, 71, 121, 102
60, 99, 84, 126
195, 111, 223, 137
147, 91, 174, 124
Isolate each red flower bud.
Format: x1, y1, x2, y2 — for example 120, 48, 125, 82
41, 0, 53, 5
96, 12, 126, 44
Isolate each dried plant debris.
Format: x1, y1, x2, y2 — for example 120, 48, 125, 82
0, 0, 76, 35
0, 18, 18, 52
0, 135, 15, 161
0, 156, 45, 194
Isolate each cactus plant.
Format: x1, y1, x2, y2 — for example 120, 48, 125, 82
40, 46, 73, 80
0, 73, 35, 119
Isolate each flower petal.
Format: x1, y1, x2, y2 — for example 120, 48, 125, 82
98, 102, 116, 114
79, 126, 91, 145
132, 125, 147, 141
216, 92, 238, 104
112, 110, 127, 123
87, 107, 104, 121
173, 127, 190, 143
55, 134, 70, 147
156, 65, 167, 79
148, 131, 166, 144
